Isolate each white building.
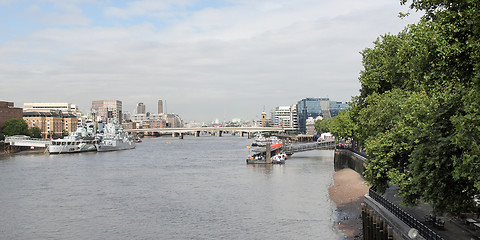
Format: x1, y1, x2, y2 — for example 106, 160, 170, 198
23, 102, 80, 114
271, 105, 298, 130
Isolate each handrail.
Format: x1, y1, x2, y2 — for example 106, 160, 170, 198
369, 187, 444, 240
5, 136, 50, 142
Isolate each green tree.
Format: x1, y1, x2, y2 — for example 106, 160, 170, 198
331, 0, 480, 215
1, 119, 28, 136
314, 118, 332, 134
28, 127, 42, 138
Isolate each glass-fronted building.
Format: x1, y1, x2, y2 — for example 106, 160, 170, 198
329, 101, 349, 118
296, 98, 348, 134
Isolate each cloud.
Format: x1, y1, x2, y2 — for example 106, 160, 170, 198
105, 0, 194, 19
23, 3, 91, 26
0, 0, 422, 121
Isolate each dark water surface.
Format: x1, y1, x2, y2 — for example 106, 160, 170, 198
0, 136, 341, 239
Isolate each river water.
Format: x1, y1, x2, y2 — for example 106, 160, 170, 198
0, 136, 341, 239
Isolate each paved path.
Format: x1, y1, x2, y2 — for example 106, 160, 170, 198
383, 185, 478, 239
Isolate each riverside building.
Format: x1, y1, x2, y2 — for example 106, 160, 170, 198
270, 98, 348, 134
0, 101, 23, 129
270, 105, 298, 131
23, 102, 79, 114
23, 111, 78, 138
296, 98, 348, 134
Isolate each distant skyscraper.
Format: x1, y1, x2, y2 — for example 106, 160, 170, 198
136, 102, 146, 114
158, 100, 163, 114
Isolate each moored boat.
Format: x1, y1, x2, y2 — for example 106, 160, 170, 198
95, 122, 135, 152
246, 141, 286, 164
48, 124, 97, 154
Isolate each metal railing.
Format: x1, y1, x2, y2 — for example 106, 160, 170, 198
5, 136, 51, 147
284, 140, 336, 153
369, 187, 444, 240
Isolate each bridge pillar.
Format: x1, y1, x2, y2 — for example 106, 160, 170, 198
217, 131, 222, 137
195, 131, 200, 137
178, 133, 183, 139
172, 132, 178, 137
248, 132, 252, 139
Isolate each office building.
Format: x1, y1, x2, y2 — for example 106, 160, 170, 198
330, 101, 349, 117
296, 98, 331, 134
91, 100, 123, 123
23, 102, 79, 114
271, 105, 298, 130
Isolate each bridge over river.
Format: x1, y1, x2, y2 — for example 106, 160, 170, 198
127, 126, 284, 138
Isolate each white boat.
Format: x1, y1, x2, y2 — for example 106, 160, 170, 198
95, 122, 135, 152
48, 124, 97, 154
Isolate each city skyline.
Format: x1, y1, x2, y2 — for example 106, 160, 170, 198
0, 1, 422, 122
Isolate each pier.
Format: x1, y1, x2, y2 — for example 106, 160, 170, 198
3, 136, 51, 153
284, 140, 336, 154
4, 136, 51, 148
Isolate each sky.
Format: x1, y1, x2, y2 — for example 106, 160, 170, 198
0, 0, 422, 122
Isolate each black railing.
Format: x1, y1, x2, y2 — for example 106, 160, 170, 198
369, 187, 444, 240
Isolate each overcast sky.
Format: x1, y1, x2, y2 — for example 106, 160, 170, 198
0, 0, 421, 122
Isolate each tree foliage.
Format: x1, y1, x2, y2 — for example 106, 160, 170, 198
314, 118, 332, 134
1, 119, 28, 136
328, 0, 480, 214
28, 127, 42, 138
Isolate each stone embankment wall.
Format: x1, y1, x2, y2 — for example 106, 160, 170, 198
334, 149, 367, 174
334, 149, 431, 240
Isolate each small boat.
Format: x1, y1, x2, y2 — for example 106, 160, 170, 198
251, 135, 280, 147
246, 141, 286, 164
271, 152, 287, 164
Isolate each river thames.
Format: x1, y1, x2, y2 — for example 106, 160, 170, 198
0, 136, 341, 239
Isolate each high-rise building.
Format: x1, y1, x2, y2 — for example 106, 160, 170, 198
158, 100, 163, 114
91, 100, 123, 123
136, 102, 146, 114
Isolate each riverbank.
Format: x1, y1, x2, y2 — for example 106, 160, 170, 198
329, 168, 370, 239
